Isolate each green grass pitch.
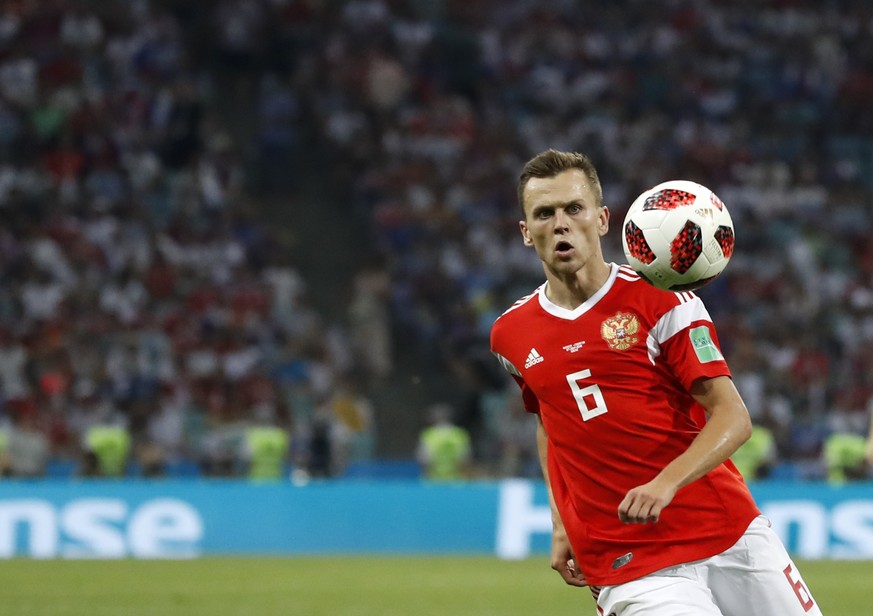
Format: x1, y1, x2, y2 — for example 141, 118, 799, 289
0, 556, 868, 615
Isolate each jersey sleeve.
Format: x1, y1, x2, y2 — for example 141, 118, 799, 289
517, 377, 541, 414
651, 294, 731, 391
492, 350, 541, 414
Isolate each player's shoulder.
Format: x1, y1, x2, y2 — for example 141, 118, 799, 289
497, 283, 545, 321
490, 285, 542, 338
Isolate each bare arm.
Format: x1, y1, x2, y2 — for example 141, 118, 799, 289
536, 413, 588, 587
618, 375, 752, 524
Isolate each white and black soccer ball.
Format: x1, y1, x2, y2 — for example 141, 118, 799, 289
622, 180, 735, 292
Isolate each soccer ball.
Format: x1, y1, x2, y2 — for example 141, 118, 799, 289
622, 180, 735, 292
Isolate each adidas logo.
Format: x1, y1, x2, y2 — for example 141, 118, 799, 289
524, 348, 544, 369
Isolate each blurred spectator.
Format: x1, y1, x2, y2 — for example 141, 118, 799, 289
0, 328, 29, 400
3, 406, 50, 478
137, 441, 167, 478
326, 374, 376, 473
305, 405, 335, 479
197, 384, 249, 477
823, 432, 870, 484
241, 421, 290, 481
348, 261, 393, 380
495, 393, 539, 479
141, 384, 187, 472
83, 423, 131, 478
416, 402, 472, 481
730, 424, 778, 482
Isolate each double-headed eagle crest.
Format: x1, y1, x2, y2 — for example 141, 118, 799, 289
600, 312, 640, 351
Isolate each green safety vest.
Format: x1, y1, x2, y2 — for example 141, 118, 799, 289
245, 427, 289, 480
420, 425, 470, 481
730, 425, 775, 480
85, 426, 131, 476
823, 433, 868, 483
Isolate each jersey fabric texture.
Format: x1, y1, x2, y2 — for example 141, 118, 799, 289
490, 263, 760, 586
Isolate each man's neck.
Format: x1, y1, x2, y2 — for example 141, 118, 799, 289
544, 261, 612, 310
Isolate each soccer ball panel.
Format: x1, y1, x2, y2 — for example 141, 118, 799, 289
669, 220, 703, 275
714, 225, 735, 259
641, 188, 697, 211
621, 180, 734, 291
624, 220, 656, 265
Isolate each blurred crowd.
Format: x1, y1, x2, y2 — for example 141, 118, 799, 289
0, 0, 872, 481
0, 0, 377, 480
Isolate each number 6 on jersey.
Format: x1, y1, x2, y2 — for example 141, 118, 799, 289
566, 369, 609, 421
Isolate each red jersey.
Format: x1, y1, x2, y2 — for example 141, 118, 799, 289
490, 263, 759, 586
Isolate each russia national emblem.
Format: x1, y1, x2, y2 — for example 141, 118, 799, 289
601, 312, 640, 351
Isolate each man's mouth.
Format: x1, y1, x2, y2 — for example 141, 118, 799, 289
555, 241, 574, 255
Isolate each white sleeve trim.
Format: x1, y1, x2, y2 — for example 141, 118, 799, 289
493, 351, 521, 377
645, 296, 713, 365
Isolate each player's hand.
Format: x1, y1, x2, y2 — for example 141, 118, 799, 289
551, 526, 588, 587
618, 478, 677, 524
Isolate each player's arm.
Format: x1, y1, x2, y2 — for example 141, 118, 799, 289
536, 413, 588, 587
618, 375, 752, 524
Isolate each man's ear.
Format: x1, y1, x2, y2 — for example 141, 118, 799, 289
598, 206, 610, 237
519, 220, 534, 247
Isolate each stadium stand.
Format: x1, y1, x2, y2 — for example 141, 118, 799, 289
0, 0, 871, 480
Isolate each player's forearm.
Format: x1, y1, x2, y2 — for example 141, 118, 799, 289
657, 400, 751, 491
536, 415, 564, 527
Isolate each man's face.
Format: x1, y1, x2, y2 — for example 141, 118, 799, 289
519, 169, 609, 277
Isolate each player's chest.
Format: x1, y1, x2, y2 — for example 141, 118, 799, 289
509, 310, 652, 394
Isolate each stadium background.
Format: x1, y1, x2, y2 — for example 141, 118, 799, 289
0, 0, 872, 600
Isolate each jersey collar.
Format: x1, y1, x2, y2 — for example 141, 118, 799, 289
538, 262, 619, 320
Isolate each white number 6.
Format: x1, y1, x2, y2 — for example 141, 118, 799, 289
566, 369, 608, 421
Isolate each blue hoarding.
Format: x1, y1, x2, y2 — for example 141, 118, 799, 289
0, 479, 870, 560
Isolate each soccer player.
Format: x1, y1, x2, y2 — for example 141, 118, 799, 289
490, 149, 823, 615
